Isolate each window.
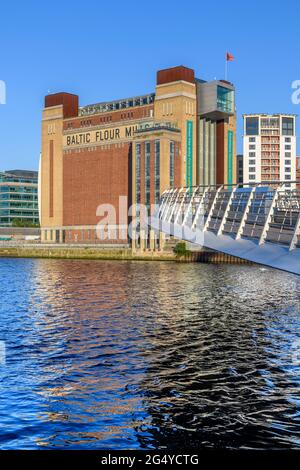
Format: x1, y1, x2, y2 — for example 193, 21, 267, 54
155, 140, 160, 203
169, 141, 174, 190
285, 152, 291, 157
249, 175, 256, 180
249, 145, 256, 150
285, 175, 291, 180
217, 86, 234, 113
285, 160, 291, 165
282, 117, 294, 136
285, 167, 291, 172
285, 145, 291, 150
145, 142, 151, 207
249, 152, 256, 157
249, 137, 256, 142
249, 167, 255, 173
135, 143, 141, 204
285, 137, 291, 142
249, 159, 256, 165
245, 117, 259, 135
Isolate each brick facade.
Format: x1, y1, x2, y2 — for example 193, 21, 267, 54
40, 65, 236, 247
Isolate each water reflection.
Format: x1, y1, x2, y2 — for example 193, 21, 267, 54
0, 259, 299, 449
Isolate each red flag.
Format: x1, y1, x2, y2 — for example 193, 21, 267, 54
226, 52, 234, 61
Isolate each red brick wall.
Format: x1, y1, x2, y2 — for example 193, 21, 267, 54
157, 66, 195, 85
63, 144, 132, 235
63, 105, 154, 131
49, 140, 54, 217
45, 93, 78, 118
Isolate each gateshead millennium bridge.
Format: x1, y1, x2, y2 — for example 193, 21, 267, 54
151, 182, 300, 276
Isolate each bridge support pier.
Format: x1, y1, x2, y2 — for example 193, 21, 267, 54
159, 232, 165, 250
149, 229, 155, 250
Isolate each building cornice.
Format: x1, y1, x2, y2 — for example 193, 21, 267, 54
155, 92, 196, 101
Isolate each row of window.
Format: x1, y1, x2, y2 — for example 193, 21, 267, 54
135, 140, 175, 207
161, 100, 195, 117
248, 152, 292, 159
248, 166, 292, 172
246, 117, 295, 136
66, 109, 154, 131
44, 228, 134, 243
63, 142, 127, 154
0, 202, 38, 208
249, 144, 291, 150
79, 94, 155, 116
136, 141, 161, 207
0, 210, 38, 216
0, 187, 37, 193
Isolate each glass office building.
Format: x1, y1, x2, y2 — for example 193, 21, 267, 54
0, 170, 39, 226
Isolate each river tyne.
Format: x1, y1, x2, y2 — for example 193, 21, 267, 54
0, 258, 299, 449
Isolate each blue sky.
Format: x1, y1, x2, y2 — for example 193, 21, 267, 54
0, 0, 300, 170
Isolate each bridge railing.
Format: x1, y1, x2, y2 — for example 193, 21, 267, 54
158, 182, 300, 251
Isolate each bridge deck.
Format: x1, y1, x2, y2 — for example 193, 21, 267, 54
152, 182, 300, 275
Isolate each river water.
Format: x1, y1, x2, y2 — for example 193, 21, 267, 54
0, 258, 299, 449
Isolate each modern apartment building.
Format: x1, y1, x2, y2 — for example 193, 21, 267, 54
243, 114, 296, 187
40, 65, 236, 247
0, 170, 39, 226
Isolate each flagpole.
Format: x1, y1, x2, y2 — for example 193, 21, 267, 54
225, 56, 228, 81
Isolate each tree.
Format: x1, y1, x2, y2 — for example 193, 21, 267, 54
173, 241, 190, 258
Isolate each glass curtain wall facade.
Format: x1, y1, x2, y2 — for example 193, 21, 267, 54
0, 170, 39, 226
217, 86, 234, 114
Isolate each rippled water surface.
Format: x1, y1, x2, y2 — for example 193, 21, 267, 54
0, 258, 300, 449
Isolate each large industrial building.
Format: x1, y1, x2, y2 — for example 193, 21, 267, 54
0, 170, 39, 226
40, 65, 236, 247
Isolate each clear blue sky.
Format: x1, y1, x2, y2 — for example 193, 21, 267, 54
0, 0, 300, 170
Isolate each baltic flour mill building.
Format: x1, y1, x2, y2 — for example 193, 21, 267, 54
40, 65, 236, 248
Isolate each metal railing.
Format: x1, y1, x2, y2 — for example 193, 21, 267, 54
158, 181, 300, 252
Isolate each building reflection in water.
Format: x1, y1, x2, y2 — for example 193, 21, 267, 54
0, 258, 299, 449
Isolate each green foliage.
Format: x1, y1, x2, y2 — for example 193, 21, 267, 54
173, 241, 190, 257
12, 218, 40, 228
